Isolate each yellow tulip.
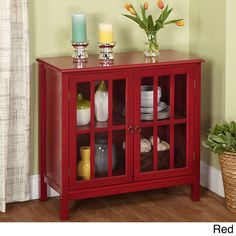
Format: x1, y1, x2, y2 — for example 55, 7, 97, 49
124, 3, 132, 11
144, 2, 149, 10
176, 20, 184, 26
157, 0, 165, 10
128, 7, 136, 16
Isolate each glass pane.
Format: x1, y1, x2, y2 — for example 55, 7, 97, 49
140, 127, 153, 172
157, 126, 170, 170
77, 82, 91, 129
77, 134, 90, 181
174, 124, 187, 168
158, 76, 170, 121
112, 130, 126, 176
175, 74, 187, 119
113, 80, 126, 125
140, 77, 154, 122
94, 132, 109, 178
94, 80, 109, 128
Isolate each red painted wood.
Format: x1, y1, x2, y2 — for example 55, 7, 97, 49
191, 63, 202, 201
37, 51, 203, 220
140, 119, 187, 128
153, 77, 158, 171
126, 74, 134, 182
108, 80, 113, 177
170, 74, 175, 169
133, 75, 141, 178
186, 70, 195, 171
45, 69, 62, 189
69, 71, 134, 191
60, 74, 70, 220
76, 124, 126, 135
69, 175, 194, 200
36, 50, 203, 73
69, 79, 78, 192
90, 81, 95, 180
44, 176, 60, 194
38, 63, 47, 201
134, 67, 196, 182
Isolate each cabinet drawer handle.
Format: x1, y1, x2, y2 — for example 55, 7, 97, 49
135, 126, 141, 133
128, 126, 134, 134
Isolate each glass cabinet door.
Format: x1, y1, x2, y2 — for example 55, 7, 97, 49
134, 68, 195, 181
69, 72, 133, 190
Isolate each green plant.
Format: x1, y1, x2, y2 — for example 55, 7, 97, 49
122, 1, 184, 56
203, 121, 236, 155
123, 1, 184, 34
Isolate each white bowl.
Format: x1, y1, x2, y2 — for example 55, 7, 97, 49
141, 106, 170, 120
141, 102, 167, 113
141, 99, 153, 108
77, 108, 90, 126
141, 85, 162, 99
141, 97, 162, 107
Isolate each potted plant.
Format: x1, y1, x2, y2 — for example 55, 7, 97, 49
203, 121, 236, 213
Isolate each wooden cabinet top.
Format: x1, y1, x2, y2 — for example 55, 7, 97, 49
37, 50, 203, 73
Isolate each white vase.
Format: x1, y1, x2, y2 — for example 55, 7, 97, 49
95, 81, 108, 122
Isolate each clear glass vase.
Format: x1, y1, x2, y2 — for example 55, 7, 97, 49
144, 31, 159, 57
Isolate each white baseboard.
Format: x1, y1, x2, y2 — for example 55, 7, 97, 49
30, 175, 59, 200
200, 161, 224, 197
30, 161, 224, 200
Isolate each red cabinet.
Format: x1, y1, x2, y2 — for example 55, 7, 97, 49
37, 50, 203, 220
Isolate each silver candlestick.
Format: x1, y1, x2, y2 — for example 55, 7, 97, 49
72, 41, 89, 62
98, 42, 116, 61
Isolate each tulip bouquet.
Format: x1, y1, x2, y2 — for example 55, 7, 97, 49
123, 0, 184, 56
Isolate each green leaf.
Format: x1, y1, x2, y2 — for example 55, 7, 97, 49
164, 19, 184, 25
155, 20, 164, 31
202, 121, 236, 155
157, 11, 164, 23
122, 14, 146, 30
141, 4, 148, 28
211, 136, 225, 144
160, 5, 169, 23
147, 15, 154, 31
162, 7, 173, 23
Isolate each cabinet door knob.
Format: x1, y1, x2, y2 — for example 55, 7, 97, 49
135, 126, 141, 133
128, 126, 134, 134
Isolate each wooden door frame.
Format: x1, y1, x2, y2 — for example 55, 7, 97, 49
69, 70, 134, 190
133, 65, 195, 182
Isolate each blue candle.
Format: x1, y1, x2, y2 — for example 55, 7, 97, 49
72, 13, 87, 43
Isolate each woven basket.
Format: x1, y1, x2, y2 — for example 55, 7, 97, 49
219, 152, 236, 213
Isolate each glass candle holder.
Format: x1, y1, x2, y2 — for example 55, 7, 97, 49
72, 41, 89, 62
98, 42, 116, 61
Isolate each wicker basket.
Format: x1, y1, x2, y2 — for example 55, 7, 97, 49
219, 152, 236, 213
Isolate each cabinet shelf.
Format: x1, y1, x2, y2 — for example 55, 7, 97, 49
77, 123, 126, 134
140, 118, 187, 128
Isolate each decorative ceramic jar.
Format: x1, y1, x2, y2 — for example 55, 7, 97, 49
77, 146, 90, 180
95, 81, 108, 122
77, 93, 90, 126
140, 138, 152, 153
95, 138, 116, 175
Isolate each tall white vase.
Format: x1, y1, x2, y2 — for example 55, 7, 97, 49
95, 80, 108, 122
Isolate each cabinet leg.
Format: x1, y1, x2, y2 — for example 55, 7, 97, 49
191, 182, 200, 201
40, 174, 48, 201
60, 195, 69, 221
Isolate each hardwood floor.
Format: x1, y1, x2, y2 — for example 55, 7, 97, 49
0, 186, 235, 222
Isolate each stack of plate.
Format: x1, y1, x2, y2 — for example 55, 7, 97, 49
141, 85, 169, 121
141, 85, 161, 107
